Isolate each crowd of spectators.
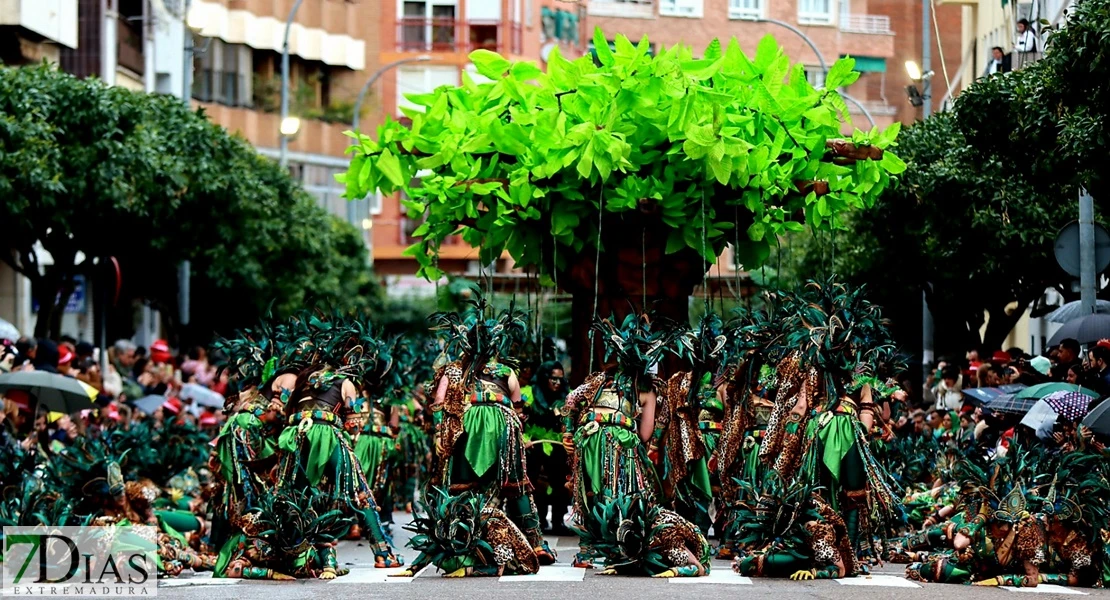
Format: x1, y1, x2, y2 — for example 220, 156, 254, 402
0, 335, 228, 454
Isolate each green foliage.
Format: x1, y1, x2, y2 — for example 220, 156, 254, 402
799, 15, 1110, 355
0, 63, 379, 340
343, 31, 901, 281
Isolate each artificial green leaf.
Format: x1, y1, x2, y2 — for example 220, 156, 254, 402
470, 49, 512, 79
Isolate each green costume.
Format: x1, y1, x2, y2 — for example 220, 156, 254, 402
427, 297, 553, 564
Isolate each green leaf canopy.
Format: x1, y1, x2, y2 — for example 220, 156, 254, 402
343, 30, 902, 281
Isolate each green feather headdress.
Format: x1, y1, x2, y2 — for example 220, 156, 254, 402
404, 488, 497, 567
249, 487, 354, 557
429, 292, 527, 371
570, 494, 673, 575
593, 313, 673, 384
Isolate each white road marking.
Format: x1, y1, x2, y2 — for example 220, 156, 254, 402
500, 565, 586, 582
835, 575, 921, 588
1001, 584, 1088, 595
668, 569, 752, 584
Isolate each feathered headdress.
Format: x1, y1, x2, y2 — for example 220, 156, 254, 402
671, 313, 729, 372
404, 488, 498, 568
570, 494, 674, 575
593, 313, 672, 383
429, 291, 527, 370
248, 487, 354, 557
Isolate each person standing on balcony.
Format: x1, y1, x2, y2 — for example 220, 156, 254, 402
982, 47, 1012, 77
1013, 19, 1039, 70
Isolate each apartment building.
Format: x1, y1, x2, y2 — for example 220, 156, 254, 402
185, 0, 381, 240
936, 0, 1072, 106
371, 0, 542, 284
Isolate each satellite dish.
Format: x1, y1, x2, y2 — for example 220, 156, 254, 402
1054, 221, 1110, 277
540, 42, 556, 63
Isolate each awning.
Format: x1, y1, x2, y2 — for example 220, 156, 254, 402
842, 56, 887, 73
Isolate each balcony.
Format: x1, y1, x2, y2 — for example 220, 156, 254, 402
191, 69, 252, 108
586, 0, 654, 19
396, 18, 522, 54
839, 14, 892, 35
0, 0, 77, 48
117, 17, 144, 75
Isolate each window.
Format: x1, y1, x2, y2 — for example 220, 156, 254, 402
805, 68, 826, 89
400, 1, 458, 51
728, 0, 761, 19
396, 66, 460, 115
798, 0, 834, 24
659, 0, 703, 18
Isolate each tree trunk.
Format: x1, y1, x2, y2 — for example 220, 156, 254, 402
557, 210, 711, 385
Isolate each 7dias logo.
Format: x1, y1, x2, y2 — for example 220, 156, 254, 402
3, 526, 158, 597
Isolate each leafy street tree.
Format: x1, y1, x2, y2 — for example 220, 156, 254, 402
798, 0, 1110, 358
0, 63, 377, 341
344, 30, 903, 369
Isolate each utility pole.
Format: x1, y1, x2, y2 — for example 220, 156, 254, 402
278, 0, 306, 169
178, 0, 192, 329
921, 0, 934, 376
1080, 189, 1096, 315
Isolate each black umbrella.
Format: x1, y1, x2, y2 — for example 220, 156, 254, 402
1082, 399, 1110, 436
1048, 313, 1110, 346
984, 393, 1040, 415
963, 387, 1005, 406
0, 371, 97, 414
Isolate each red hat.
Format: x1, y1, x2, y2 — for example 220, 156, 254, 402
199, 412, 218, 427
58, 346, 74, 366
162, 397, 183, 415
990, 351, 1011, 364
150, 339, 172, 365
106, 403, 121, 421
4, 389, 30, 412
1097, 339, 1110, 351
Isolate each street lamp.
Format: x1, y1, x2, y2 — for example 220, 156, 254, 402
351, 55, 432, 132
280, 116, 301, 137
278, 0, 306, 168
737, 15, 875, 127
904, 60, 922, 81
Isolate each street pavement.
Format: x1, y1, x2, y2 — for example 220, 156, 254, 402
156, 511, 1108, 600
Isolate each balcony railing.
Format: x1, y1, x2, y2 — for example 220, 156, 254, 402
117, 18, 144, 75
397, 18, 522, 53
839, 14, 892, 34
192, 69, 252, 108
586, 0, 654, 19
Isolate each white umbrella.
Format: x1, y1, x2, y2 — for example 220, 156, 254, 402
0, 318, 19, 342
1045, 300, 1110, 323
179, 383, 225, 408
1020, 398, 1060, 439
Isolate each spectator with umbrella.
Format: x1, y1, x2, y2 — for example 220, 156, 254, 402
1053, 339, 1083, 381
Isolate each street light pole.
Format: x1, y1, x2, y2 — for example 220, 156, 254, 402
352, 56, 432, 132
743, 17, 876, 127
921, 0, 934, 379
178, 0, 194, 329
278, 0, 306, 169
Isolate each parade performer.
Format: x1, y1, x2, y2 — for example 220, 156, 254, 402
730, 473, 856, 580
209, 330, 282, 551
426, 296, 555, 565
757, 281, 901, 571
655, 313, 730, 535
562, 314, 669, 568
216, 488, 355, 579
392, 489, 540, 577
573, 494, 711, 577
714, 304, 784, 558
524, 360, 572, 535
351, 338, 404, 533
270, 314, 402, 571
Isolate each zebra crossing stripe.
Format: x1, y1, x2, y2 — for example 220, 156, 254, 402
835, 575, 920, 588
1001, 584, 1087, 595
668, 569, 752, 584
501, 565, 586, 582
